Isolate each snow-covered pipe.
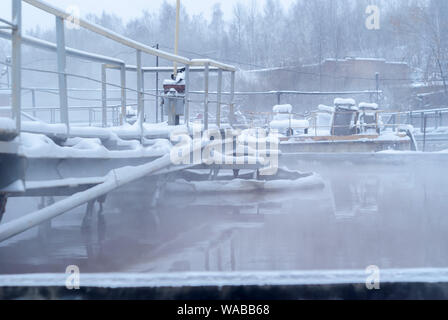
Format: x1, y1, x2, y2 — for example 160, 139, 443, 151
0, 154, 172, 243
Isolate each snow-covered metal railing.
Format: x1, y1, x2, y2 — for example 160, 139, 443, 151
240, 107, 448, 139
23, 0, 236, 130
382, 108, 448, 133
0, 153, 173, 242
1, 0, 237, 140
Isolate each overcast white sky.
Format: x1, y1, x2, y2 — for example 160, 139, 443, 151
0, 0, 293, 32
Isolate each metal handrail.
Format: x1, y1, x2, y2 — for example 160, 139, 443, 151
0, 30, 125, 66
1, 0, 237, 138
23, 0, 237, 72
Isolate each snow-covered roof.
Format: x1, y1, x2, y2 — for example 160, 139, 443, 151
334, 98, 356, 106
272, 104, 293, 113
359, 102, 379, 110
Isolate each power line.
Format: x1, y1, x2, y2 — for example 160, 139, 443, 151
0, 60, 159, 99
158, 44, 440, 83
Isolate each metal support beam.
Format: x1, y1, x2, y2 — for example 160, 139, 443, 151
136, 50, 144, 136
141, 67, 145, 122
22, 1, 237, 72
204, 63, 210, 131
184, 64, 190, 126
155, 43, 159, 123
421, 112, 425, 133
23, 0, 192, 66
11, 0, 22, 133
0, 17, 17, 29
120, 64, 126, 125
0, 30, 124, 66
173, 0, 180, 77
0, 154, 173, 243
229, 71, 235, 126
31, 89, 36, 118
56, 16, 69, 134
101, 64, 107, 127
217, 69, 222, 127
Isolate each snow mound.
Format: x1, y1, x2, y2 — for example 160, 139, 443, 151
270, 119, 309, 130
334, 98, 356, 106
273, 104, 293, 113
318, 105, 335, 113
72, 138, 106, 151
359, 102, 379, 110
0, 118, 15, 131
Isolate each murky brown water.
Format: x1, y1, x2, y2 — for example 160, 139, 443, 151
1, 155, 448, 275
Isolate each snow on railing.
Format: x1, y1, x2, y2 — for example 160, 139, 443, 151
0, 0, 237, 140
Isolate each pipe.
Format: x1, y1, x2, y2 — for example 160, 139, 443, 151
0, 30, 124, 66
23, 0, 191, 65
11, 0, 21, 133
0, 154, 172, 243
190, 59, 237, 72
56, 16, 69, 134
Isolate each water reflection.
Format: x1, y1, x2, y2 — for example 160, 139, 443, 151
0, 158, 448, 274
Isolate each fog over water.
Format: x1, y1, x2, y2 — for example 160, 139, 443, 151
1, 156, 447, 275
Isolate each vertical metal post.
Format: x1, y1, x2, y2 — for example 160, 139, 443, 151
435, 112, 440, 130
56, 16, 69, 135
5, 58, 10, 89
11, 0, 22, 133
204, 63, 209, 131
173, 0, 180, 77
101, 64, 107, 127
276, 92, 281, 105
420, 112, 424, 133
136, 50, 144, 138
142, 69, 145, 123
155, 44, 159, 123
375, 72, 380, 104
423, 115, 427, 152
229, 71, 235, 126
31, 89, 36, 118
120, 64, 126, 126
216, 69, 223, 127
184, 64, 190, 126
